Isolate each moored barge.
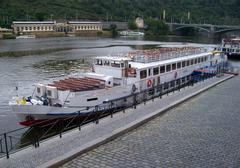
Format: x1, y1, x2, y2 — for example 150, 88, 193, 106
9, 46, 227, 126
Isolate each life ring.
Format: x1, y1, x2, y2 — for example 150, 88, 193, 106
147, 79, 152, 87
130, 68, 136, 74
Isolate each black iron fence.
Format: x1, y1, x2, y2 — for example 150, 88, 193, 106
0, 69, 225, 159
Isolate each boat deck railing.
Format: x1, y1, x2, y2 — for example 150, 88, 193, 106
129, 48, 206, 63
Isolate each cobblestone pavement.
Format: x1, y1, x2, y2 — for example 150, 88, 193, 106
60, 76, 240, 168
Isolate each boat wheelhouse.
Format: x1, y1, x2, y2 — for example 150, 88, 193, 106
9, 46, 227, 126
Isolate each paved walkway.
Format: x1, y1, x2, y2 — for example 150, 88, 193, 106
60, 76, 240, 168
0, 75, 233, 168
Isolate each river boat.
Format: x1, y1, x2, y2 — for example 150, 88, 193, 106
16, 35, 36, 39
119, 30, 144, 36
9, 47, 227, 126
217, 38, 240, 59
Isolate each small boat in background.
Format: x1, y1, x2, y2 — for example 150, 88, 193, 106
217, 37, 240, 59
119, 30, 144, 36
16, 34, 36, 39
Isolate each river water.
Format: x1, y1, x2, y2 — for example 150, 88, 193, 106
0, 36, 239, 133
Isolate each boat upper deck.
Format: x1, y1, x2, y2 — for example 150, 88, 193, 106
129, 52, 211, 69
128, 47, 206, 63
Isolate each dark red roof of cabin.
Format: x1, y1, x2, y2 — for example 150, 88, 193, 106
49, 77, 105, 92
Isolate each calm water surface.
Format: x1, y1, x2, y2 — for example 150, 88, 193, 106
0, 36, 239, 133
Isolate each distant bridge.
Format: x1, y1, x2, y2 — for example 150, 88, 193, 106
101, 21, 240, 34
167, 23, 240, 34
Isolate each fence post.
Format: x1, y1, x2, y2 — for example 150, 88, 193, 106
159, 84, 162, 99
178, 80, 181, 91
144, 90, 147, 104
173, 80, 175, 93
110, 102, 113, 118
4, 133, 9, 159
34, 133, 40, 148
78, 111, 81, 131
133, 94, 137, 109
123, 99, 126, 113
59, 120, 62, 138
95, 106, 99, 124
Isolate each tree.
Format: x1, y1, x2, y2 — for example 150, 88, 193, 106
128, 20, 138, 30
35, 12, 47, 21
110, 24, 117, 37
145, 18, 169, 35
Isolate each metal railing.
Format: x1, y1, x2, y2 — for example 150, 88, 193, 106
133, 48, 206, 63
0, 67, 226, 159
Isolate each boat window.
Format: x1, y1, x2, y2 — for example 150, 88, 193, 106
186, 60, 190, 66
176, 79, 180, 85
201, 57, 204, 62
190, 59, 194, 65
87, 98, 98, 101
148, 69, 151, 76
166, 64, 171, 72
95, 59, 103, 65
47, 90, 52, 97
153, 67, 159, 75
182, 61, 186, 68
170, 81, 175, 88
222, 48, 226, 52
198, 58, 201, 63
177, 62, 181, 69
160, 66, 165, 73
182, 77, 186, 83
172, 63, 176, 70
111, 61, 120, 68
140, 70, 147, 79
164, 83, 169, 90
204, 56, 207, 61
121, 63, 124, 68
194, 58, 198, 64
104, 60, 110, 66
37, 87, 41, 93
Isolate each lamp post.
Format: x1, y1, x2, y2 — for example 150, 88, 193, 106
163, 10, 166, 20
